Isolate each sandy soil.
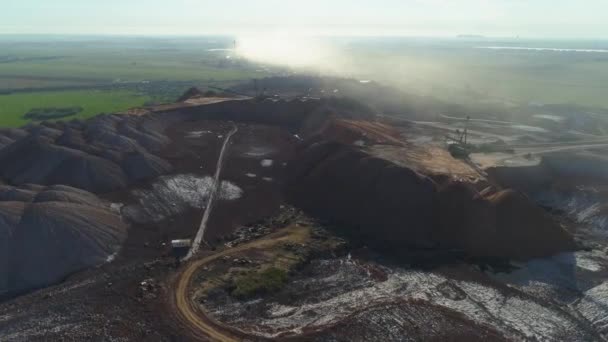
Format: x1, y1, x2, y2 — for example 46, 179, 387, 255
370, 144, 482, 182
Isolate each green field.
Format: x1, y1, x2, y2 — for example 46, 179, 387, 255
0, 36, 272, 127
1, 36, 608, 128
0, 90, 151, 127
0, 36, 267, 90
345, 39, 608, 109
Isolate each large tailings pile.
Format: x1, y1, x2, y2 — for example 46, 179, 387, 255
487, 152, 608, 235
288, 141, 437, 248
0, 96, 375, 195
0, 114, 172, 193
288, 142, 576, 260
0, 184, 126, 296
434, 182, 575, 259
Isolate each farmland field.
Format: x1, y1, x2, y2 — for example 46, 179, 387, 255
0, 36, 272, 127
1, 35, 608, 128
342, 38, 608, 108
0, 36, 267, 89
0, 90, 151, 127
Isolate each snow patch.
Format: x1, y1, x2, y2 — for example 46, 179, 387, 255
533, 114, 565, 122
245, 146, 275, 157
261, 159, 274, 167
105, 252, 118, 263
124, 174, 242, 223
207, 258, 594, 340
576, 282, 608, 334
110, 202, 124, 214
186, 130, 212, 138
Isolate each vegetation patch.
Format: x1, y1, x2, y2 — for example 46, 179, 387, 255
192, 213, 347, 304
0, 90, 150, 127
23, 106, 83, 120
231, 267, 288, 299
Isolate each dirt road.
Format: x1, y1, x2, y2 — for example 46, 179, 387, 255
185, 123, 238, 260
173, 228, 303, 341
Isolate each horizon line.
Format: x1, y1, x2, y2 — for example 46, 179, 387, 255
0, 32, 607, 41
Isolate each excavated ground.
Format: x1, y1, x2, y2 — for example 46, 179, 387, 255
0, 89, 607, 341
0, 100, 302, 340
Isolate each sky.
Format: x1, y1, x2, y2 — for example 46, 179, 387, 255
2, 0, 608, 39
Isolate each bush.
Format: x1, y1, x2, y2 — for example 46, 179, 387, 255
24, 106, 83, 120
231, 267, 288, 299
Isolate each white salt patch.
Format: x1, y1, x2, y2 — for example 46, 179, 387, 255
110, 202, 124, 214
105, 252, 118, 263
208, 258, 592, 340
533, 114, 565, 122
409, 136, 433, 145
245, 146, 275, 157
268, 304, 297, 318
574, 254, 603, 272
128, 174, 243, 222
262, 177, 273, 182
220, 181, 243, 200
576, 282, 608, 332
511, 124, 548, 133
354, 140, 365, 147
245, 173, 257, 178
261, 159, 274, 167
186, 130, 211, 138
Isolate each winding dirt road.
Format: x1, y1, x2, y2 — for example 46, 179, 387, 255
172, 228, 302, 341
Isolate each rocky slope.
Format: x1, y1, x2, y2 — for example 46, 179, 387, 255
488, 152, 608, 239
288, 141, 575, 260
0, 115, 172, 193
0, 184, 126, 296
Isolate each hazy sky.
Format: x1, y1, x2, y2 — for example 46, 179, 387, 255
2, 0, 607, 38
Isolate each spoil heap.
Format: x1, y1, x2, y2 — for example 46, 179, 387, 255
0, 114, 172, 193
0, 185, 126, 296
288, 141, 575, 260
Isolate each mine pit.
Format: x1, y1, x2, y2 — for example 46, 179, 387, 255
2, 80, 608, 341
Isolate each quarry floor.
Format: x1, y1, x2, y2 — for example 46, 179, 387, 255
2, 114, 608, 341
0, 117, 298, 341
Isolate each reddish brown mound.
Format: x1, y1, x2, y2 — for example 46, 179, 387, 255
288, 141, 576, 260
486, 160, 555, 193
314, 119, 405, 146
288, 141, 439, 249
434, 182, 575, 259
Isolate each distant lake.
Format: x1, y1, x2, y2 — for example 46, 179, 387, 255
477, 46, 608, 53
